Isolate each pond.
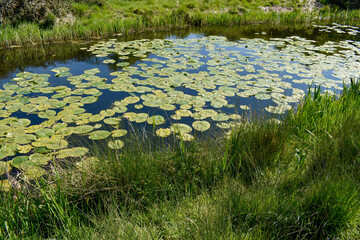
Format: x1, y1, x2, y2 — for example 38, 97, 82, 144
1, 23, 360, 180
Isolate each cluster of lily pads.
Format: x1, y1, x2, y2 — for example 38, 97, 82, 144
1, 30, 360, 187
314, 23, 360, 36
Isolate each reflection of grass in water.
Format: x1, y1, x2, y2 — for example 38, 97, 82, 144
2, 81, 360, 238
2, 0, 360, 47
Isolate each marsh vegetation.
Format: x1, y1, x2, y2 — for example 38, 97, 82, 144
1, 1, 360, 239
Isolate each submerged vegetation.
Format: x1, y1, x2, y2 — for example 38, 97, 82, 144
2, 81, 360, 238
1, 0, 360, 47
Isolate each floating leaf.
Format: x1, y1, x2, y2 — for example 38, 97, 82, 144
11, 156, 32, 170
108, 140, 124, 149
104, 118, 121, 125
147, 115, 165, 125
170, 123, 192, 134
123, 96, 140, 104
211, 113, 230, 122
100, 109, 115, 117
35, 128, 55, 138
0, 161, 11, 175
29, 153, 52, 165
0, 180, 11, 191
38, 110, 56, 119
103, 59, 116, 64
46, 139, 68, 150
111, 129, 127, 137
18, 144, 33, 153
89, 130, 111, 140
176, 109, 192, 117
56, 147, 89, 158
156, 128, 171, 138
192, 121, 210, 132
24, 166, 46, 179
177, 133, 194, 141
81, 96, 98, 104
89, 114, 105, 122
73, 125, 94, 134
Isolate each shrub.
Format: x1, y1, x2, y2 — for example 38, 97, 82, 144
319, 0, 360, 9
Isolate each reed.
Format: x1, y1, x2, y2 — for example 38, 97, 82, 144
1, 0, 360, 47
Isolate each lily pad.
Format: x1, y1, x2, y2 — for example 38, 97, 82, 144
29, 153, 52, 165
0, 161, 11, 175
156, 128, 171, 138
192, 121, 211, 132
0, 180, 11, 191
73, 125, 94, 134
170, 123, 192, 134
104, 117, 121, 125
111, 129, 127, 137
89, 130, 111, 140
147, 115, 165, 125
56, 147, 89, 159
108, 140, 124, 149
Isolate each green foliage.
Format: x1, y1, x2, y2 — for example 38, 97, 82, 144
3, 81, 360, 238
319, 0, 360, 9
0, 0, 104, 27
2, 0, 360, 46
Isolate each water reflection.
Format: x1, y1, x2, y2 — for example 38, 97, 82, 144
2, 24, 360, 80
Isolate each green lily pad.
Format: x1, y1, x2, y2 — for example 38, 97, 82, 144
192, 121, 211, 132
111, 129, 127, 137
89, 114, 105, 122
38, 110, 56, 119
45, 139, 69, 150
24, 166, 46, 179
84, 68, 100, 75
11, 118, 31, 127
100, 109, 115, 117
156, 128, 171, 138
56, 147, 89, 159
0, 179, 11, 191
11, 156, 32, 170
73, 125, 94, 134
103, 59, 116, 64
177, 133, 194, 141
123, 96, 140, 104
89, 130, 111, 140
176, 109, 192, 117
0, 161, 11, 175
147, 115, 165, 125
104, 118, 121, 125
14, 134, 36, 144
134, 104, 143, 109
29, 153, 52, 165
35, 128, 55, 138
211, 113, 230, 122
170, 123, 192, 134
108, 140, 124, 149
18, 144, 33, 153
81, 96, 98, 104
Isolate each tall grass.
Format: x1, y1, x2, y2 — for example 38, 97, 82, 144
2, 2, 360, 47
2, 81, 360, 239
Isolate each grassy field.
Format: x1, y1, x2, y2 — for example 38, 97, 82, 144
1, 81, 360, 239
1, 0, 360, 47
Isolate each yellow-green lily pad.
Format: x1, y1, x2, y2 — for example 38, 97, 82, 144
108, 140, 124, 149
192, 121, 211, 132
89, 130, 111, 140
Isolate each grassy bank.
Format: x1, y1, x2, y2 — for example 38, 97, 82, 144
1, 81, 360, 239
1, 0, 360, 47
